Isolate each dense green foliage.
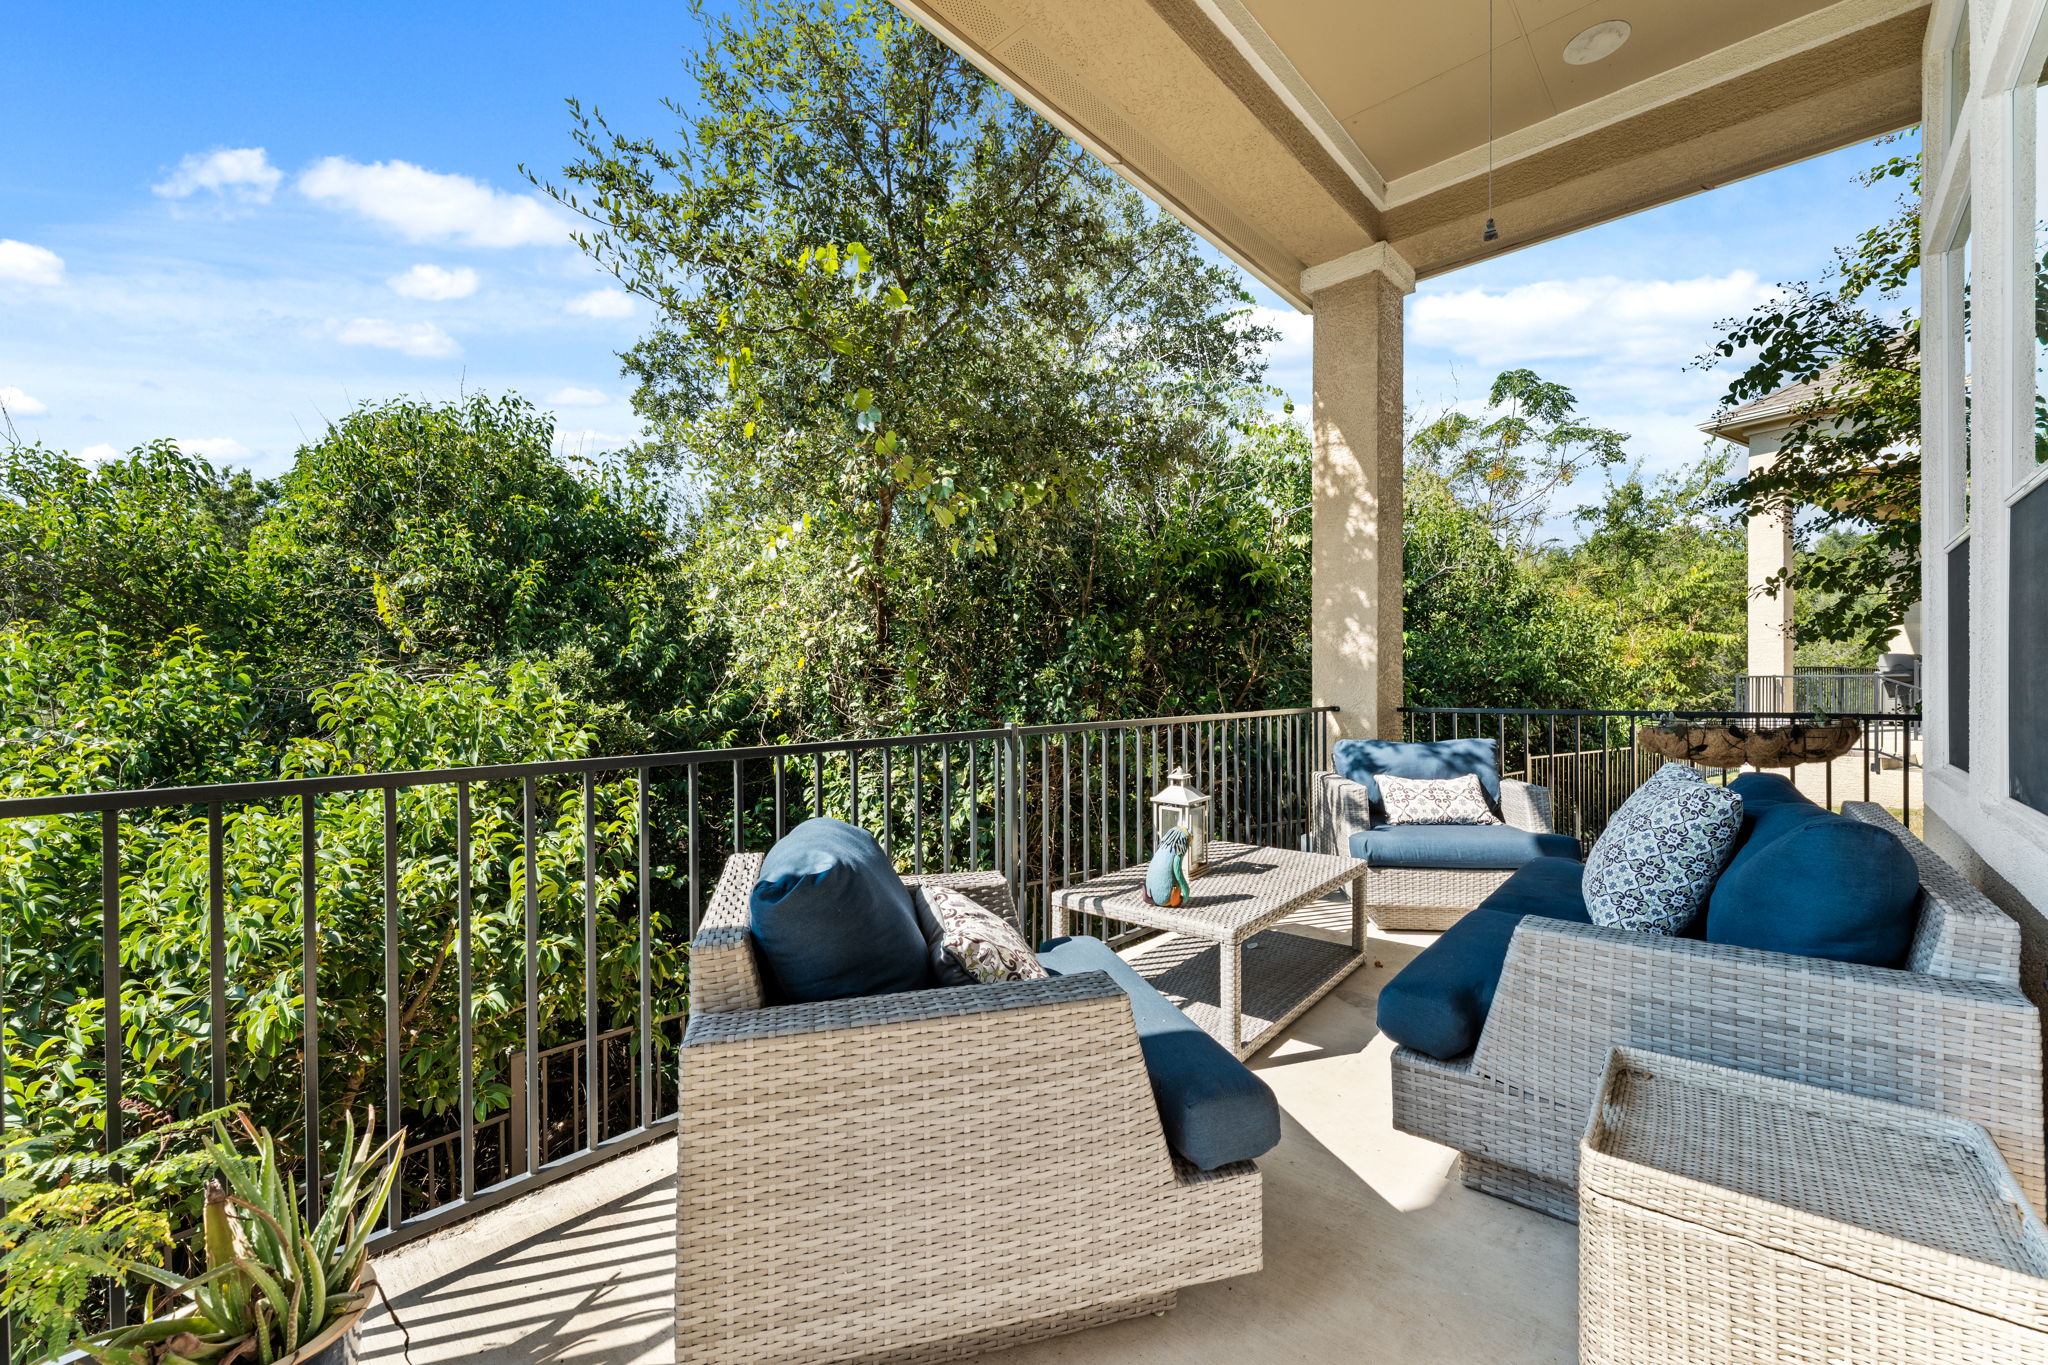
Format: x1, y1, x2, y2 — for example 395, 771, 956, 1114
535, 0, 1290, 731
1700, 143, 1921, 653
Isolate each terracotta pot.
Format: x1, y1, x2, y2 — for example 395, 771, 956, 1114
1636, 720, 1863, 769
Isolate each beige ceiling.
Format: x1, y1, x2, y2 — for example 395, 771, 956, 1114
1240, 0, 1841, 182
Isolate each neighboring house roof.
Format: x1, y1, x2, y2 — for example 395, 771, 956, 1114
1699, 371, 1841, 443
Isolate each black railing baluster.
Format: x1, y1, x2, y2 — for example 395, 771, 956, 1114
913, 744, 925, 874
733, 759, 744, 852
455, 783, 473, 1205
638, 767, 653, 1130
582, 773, 599, 1149
968, 740, 980, 872
685, 763, 702, 935
101, 810, 125, 1329
523, 778, 540, 1179
774, 757, 786, 840
383, 788, 400, 1230
301, 793, 325, 1222
208, 803, 227, 1107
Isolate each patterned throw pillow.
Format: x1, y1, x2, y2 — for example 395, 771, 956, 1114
1376, 773, 1502, 826
1583, 763, 1743, 935
916, 884, 1048, 984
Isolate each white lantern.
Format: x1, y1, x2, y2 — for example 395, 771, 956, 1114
1150, 765, 1212, 875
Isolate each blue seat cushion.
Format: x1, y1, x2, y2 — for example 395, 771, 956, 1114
1348, 823, 1580, 871
1375, 858, 1590, 1061
1705, 811, 1922, 968
1038, 935, 1281, 1170
748, 818, 933, 1004
1332, 738, 1502, 810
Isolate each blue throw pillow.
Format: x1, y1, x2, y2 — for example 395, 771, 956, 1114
1332, 738, 1502, 809
1705, 812, 1922, 968
1582, 764, 1742, 935
748, 818, 933, 1004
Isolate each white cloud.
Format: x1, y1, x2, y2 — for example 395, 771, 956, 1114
546, 385, 608, 406
176, 436, 252, 462
0, 385, 48, 417
79, 443, 121, 464
1412, 271, 1775, 367
153, 148, 283, 205
565, 287, 635, 319
298, 157, 569, 248
0, 239, 65, 286
334, 317, 461, 358
388, 264, 479, 300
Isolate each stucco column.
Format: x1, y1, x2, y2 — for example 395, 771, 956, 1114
1307, 244, 1413, 743
1744, 433, 1796, 691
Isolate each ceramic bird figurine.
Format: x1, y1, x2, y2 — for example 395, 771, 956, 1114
1144, 824, 1193, 908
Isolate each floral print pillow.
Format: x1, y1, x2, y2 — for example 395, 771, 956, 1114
1376, 773, 1502, 826
916, 884, 1048, 984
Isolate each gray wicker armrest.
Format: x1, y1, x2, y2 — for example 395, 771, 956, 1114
1497, 779, 1553, 834
1473, 916, 2046, 1211
684, 970, 1126, 1047
1311, 770, 1374, 856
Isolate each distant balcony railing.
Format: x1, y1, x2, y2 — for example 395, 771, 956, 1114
1401, 706, 1923, 849
1727, 671, 1924, 716
0, 700, 1335, 1354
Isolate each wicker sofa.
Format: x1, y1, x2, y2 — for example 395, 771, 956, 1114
1388, 802, 2046, 1223
678, 855, 1263, 1365
1312, 760, 1566, 933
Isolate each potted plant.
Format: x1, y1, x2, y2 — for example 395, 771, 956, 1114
1636, 713, 1864, 769
0, 1110, 404, 1365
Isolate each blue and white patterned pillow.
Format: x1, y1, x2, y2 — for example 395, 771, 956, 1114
1583, 764, 1743, 935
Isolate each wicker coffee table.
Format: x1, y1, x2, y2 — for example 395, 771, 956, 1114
1051, 841, 1368, 1058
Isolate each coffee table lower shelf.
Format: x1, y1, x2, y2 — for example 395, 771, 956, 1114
1120, 926, 1366, 1059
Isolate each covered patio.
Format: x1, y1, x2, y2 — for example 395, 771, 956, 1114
361, 919, 1581, 1365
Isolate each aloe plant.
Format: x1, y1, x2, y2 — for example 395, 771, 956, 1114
80, 1111, 404, 1365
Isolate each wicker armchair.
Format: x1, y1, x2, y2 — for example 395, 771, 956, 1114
1311, 768, 1562, 932
678, 856, 1262, 1365
1390, 803, 2046, 1223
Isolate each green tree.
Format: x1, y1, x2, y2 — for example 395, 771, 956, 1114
1700, 142, 1920, 653
1551, 455, 1746, 706
1407, 368, 1629, 550
536, 0, 1277, 732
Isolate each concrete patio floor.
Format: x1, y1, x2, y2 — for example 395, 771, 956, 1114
359, 906, 1579, 1365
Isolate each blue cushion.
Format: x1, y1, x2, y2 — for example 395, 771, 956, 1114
748, 818, 932, 1004
1038, 935, 1280, 1170
1705, 813, 1922, 968
1376, 860, 1592, 1061
1332, 738, 1502, 809
1348, 823, 1580, 871
1727, 771, 1809, 810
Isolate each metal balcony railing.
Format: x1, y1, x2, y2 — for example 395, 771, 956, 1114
0, 701, 1336, 1353
1401, 706, 1924, 849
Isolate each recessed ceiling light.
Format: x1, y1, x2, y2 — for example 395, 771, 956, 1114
1562, 20, 1632, 65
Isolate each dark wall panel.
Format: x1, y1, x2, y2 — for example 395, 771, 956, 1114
2014, 492, 2047, 811
1950, 539, 1971, 773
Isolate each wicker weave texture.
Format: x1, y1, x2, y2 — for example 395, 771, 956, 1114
1580, 1049, 2048, 1363
1050, 840, 1365, 943
1390, 805, 2046, 1223
679, 859, 1262, 1365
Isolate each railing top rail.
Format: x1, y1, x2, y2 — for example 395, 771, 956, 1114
1401, 706, 1922, 722
0, 705, 1339, 819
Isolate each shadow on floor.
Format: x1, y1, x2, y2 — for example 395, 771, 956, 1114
361, 1167, 676, 1365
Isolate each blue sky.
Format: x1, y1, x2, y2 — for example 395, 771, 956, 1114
1, 2, 1915, 537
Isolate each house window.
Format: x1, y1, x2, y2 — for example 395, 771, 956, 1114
2015, 490, 2047, 810
1951, 539, 1972, 773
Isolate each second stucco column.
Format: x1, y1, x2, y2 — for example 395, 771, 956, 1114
1308, 245, 1413, 744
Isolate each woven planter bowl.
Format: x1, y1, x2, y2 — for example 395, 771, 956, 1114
1636, 720, 1863, 769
